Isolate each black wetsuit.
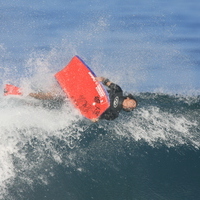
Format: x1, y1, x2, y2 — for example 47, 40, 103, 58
100, 83, 125, 120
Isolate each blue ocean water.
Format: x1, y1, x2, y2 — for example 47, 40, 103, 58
0, 0, 200, 199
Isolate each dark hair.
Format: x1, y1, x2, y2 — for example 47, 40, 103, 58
123, 94, 138, 112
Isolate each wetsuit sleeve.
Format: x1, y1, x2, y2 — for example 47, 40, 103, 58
107, 83, 123, 93
99, 111, 119, 120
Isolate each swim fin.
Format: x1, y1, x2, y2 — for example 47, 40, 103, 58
4, 84, 22, 96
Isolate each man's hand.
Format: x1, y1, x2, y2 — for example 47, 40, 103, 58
96, 77, 111, 86
95, 77, 105, 82
91, 118, 99, 123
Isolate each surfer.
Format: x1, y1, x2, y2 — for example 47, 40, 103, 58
4, 77, 137, 122
28, 77, 137, 122
91, 77, 137, 122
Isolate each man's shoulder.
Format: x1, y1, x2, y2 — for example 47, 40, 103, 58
109, 83, 123, 93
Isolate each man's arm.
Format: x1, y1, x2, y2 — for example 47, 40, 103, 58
96, 77, 122, 93
96, 77, 112, 87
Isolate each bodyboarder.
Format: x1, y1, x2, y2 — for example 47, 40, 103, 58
28, 77, 138, 122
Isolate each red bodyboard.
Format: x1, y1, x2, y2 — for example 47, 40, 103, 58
4, 84, 22, 96
55, 56, 110, 119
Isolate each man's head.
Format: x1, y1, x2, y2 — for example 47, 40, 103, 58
122, 94, 138, 112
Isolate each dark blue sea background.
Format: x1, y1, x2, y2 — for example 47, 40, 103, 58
0, 0, 200, 199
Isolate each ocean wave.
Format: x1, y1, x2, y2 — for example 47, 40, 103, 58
0, 92, 199, 199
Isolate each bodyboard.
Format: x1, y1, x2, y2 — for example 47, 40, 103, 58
55, 56, 110, 119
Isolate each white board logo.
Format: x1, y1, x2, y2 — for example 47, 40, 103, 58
88, 72, 96, 83
113, 96, 119, 108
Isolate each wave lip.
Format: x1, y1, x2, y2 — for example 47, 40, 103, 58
111, 93, 200, 148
